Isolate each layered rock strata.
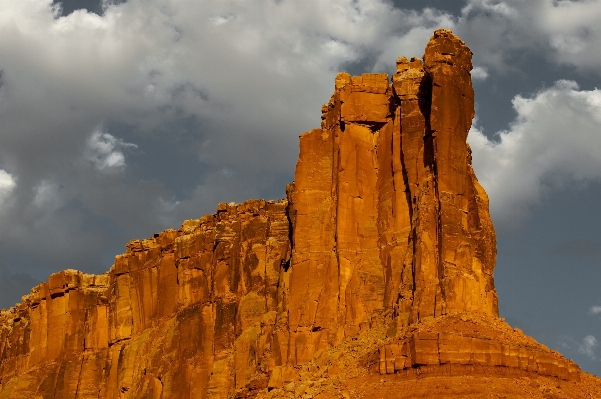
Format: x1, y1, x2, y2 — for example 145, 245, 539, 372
378, 314, 581, 380
0, 29, 595, 398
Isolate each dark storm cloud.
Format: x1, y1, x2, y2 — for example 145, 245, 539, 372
52, 0, 126, 16
53, 0, 103, 15
391, 0, 465, 15
0, 266, 40, 310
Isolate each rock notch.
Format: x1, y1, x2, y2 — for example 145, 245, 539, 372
1, 29, 600, 399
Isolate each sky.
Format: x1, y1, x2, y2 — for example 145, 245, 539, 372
0, 0, 600, 376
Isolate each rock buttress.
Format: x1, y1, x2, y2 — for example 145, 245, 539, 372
287, 30, 498, 347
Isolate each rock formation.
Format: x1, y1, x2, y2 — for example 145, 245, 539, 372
1, 29, 600, 399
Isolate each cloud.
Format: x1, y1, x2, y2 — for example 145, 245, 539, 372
590, 306, 601, 316
0, 267, 40, 310
33, 180, 64, 210
371, 8, 456, 72
85, 128, 137, 172
579, 335, 599, 360
469, 81, 601, 225
0, 169, 16, 208
457, 0, 601, 73
471, 66, 489, 81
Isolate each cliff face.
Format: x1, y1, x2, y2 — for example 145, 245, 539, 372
0, 200, 292, 397
288, 31, 497, 342
1, 29, 599, 399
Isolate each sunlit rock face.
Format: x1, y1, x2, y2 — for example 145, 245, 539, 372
287, 30, 498, 346
0, 200, 292, 398
1, 29, 598, 399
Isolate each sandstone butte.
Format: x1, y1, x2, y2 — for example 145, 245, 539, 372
1, 29, 600, 399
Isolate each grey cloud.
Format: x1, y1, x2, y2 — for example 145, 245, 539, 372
391, 0, 465, 15
0, 169, 16, 209
456, 0, 601, 74
53, 0, 102, 16
0, 267, 40, 310
1, 0, 600, 270
84, 128, 137, 172
52, 0, 126, 17
1, 0, 599, 273
590, 306, 601, 316
555, 334, 601, 364
579, 335, 599, 360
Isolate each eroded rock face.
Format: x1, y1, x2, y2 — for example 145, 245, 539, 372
0, 29, 596, 398
0, 200, 291, 398
287, 29, 497, 343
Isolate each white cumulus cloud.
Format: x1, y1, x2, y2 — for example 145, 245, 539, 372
590, 306, 601, 316
469, 81, 601, 225
0, 169, 16, 209
85, 129, 137, 172
579, 335, 599, 360
458, 0, 601, 74
471, 66, 488, 81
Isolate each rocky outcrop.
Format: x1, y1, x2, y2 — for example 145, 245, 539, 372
287, 30, 497, 350
0, 29, 599, 398
378, 314, 581, 380
1, 200, 291, 398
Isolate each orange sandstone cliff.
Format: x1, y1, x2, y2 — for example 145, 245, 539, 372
1, 29, 600, 399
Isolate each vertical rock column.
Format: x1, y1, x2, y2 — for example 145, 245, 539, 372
336, 73, 391, 334
287, 73, 395, 364
422, 29, 498, 317
392, 56, 442, 324
286, 112, 339, 364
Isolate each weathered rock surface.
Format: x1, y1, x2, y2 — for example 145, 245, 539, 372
1, 29, 600, 398
1, 200, 291, 398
